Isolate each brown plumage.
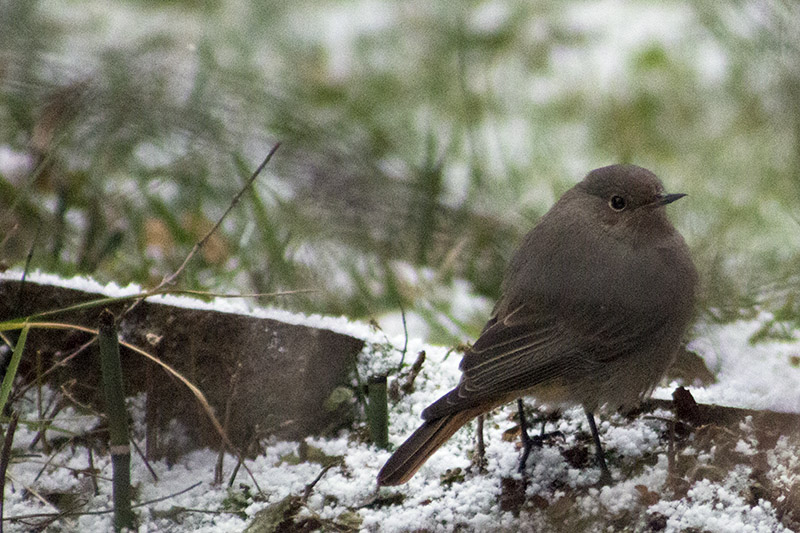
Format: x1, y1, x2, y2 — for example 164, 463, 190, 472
377, 164, 697, 486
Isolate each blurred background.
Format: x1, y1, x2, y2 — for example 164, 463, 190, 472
1, 0, 798, 344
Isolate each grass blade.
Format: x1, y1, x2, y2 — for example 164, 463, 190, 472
0, 324, 28, 417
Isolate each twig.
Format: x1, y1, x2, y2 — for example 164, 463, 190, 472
1, 147, 282, 510
16, 458, 111, 483
57, 381, 98, 414
4, 320, 266, 496
667, 418, 677, 491
215, 362, 242, 485
0, 412, 20, 533
15, 226, 39, 313
236, 455, 263, 497
146, 507, 242, 516
15, 337, 97, 399
4, 472, 60, 511
400, 350, 426, 395
130, 438, 158, 483
27, 396, 65, 452
131, 481, 203, 509
35, 350, 45, 452
226, 456, 242, 489
9, 321, 225, 439
302, 465, 333, 503
87, 447, 99, 496
3, 481, 204, 522
33, 433, 70, 483
119, 142, 281, 321
159, 142, 281, 291
396, 306, 409, 371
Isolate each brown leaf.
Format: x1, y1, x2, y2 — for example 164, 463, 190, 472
634, 484, 660, 506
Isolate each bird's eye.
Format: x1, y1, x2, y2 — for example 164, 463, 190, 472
609, 195, 626, 211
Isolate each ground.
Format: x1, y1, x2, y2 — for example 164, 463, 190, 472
1, 272, 799, 532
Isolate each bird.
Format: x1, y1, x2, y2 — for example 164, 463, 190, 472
377, 164, 697, 486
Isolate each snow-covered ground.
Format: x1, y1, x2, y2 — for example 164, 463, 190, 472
1, 271, 798, 532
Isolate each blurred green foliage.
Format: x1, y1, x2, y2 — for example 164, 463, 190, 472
0, 0, 798, 343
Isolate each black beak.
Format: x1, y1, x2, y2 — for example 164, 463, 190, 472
654, 193, 686, 206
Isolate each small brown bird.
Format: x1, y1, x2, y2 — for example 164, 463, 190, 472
377, 164, 697, 486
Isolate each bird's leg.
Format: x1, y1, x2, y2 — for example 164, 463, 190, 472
517, 399, 535, 472
518, 402, 565, 473
585, 409, 612, 485
473, 414, 487, 472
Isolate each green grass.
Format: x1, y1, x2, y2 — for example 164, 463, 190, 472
1, 0, 799, 344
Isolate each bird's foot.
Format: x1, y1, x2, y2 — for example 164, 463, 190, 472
517, 429, 564, 473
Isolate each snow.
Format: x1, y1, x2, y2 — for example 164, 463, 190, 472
0, 146, 35, 184
654, 316, 800, 413
1, 270, 798, 532
650, 476, 787, 533
2, 0, 799, 529
285, 0, 395, 81
0, 269, 386, 345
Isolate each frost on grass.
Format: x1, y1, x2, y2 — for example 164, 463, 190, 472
1, 272, 799, 532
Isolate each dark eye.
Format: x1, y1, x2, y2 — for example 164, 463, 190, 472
609, 195, 626, 211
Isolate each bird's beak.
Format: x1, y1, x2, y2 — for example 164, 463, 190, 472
654, 193, 686, 206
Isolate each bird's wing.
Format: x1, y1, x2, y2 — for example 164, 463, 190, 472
421, 301, 657, 420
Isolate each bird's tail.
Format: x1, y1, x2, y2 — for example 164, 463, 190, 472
377, 408, 483, 486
